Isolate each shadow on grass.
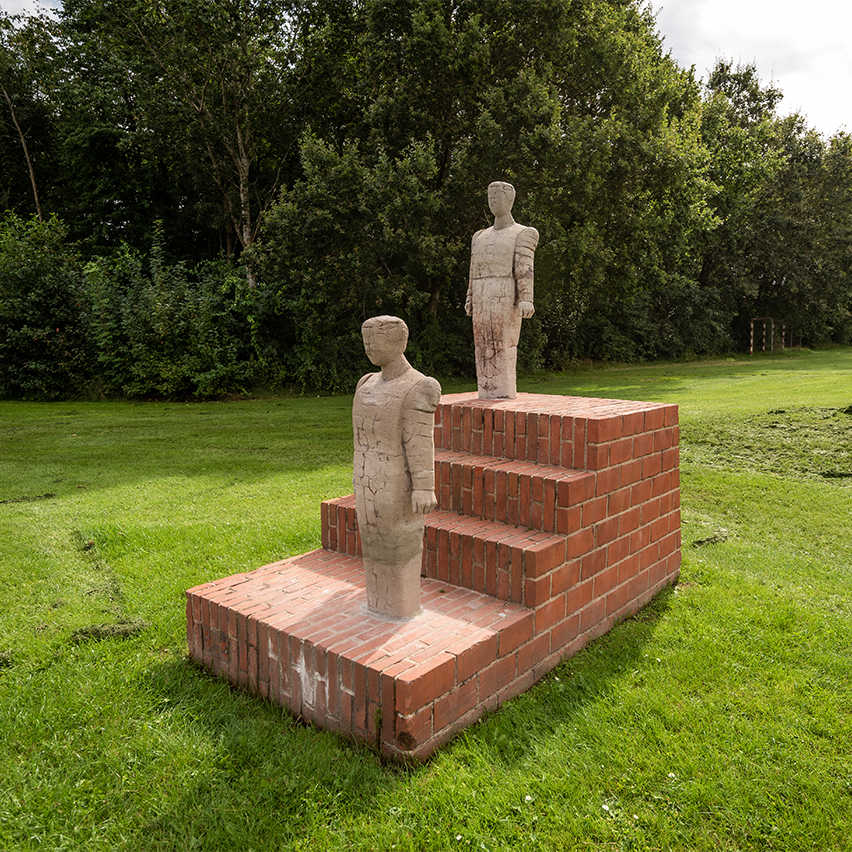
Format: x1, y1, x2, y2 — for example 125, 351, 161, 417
521, 349, 838, 400
138, 654, 407, 847
0, 395, 357, 501
145, 583, 674, 834
454, 587, 676, 769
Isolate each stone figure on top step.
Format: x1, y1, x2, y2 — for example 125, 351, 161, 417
466, 181, 539, 399
352, 316, 442, 619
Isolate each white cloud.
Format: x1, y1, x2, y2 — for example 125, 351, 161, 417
1, 0, 60, 16
652, 0, 851, 135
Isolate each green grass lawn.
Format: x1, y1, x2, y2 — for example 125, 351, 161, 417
1, 348, 850, 850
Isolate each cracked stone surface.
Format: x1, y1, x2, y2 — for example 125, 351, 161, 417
465, 181, 539, 400
353, 316, 441, 618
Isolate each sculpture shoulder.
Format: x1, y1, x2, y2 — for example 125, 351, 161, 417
405, 373, 442, 412
515, 226, 539, 251
355, 372, 377, 392
471, 228, 487, 246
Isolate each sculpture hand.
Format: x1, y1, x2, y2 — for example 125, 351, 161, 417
464, 297, 472, 317
519, 300, 535, 319
411, 490, 437, 514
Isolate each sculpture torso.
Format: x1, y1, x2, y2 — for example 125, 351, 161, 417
470, 223, 525, 281
353, 368, 424, 510
353, 367, 438, 532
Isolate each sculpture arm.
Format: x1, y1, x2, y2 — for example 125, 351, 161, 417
465, 230, 482, 316
514, 226, 539, 309
402, 376, 442, 510
352, 373, 373, 488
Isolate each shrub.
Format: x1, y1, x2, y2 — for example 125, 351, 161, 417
85, 229, 259, 399
0, 213, 91, 399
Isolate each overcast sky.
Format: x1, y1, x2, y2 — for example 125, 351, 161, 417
652, 0, 849, 136
3, 0, 849, 136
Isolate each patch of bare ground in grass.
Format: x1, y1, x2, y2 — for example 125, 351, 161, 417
682, 405, 852, 483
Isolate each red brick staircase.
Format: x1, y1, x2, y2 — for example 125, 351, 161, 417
187, 393, 681, 760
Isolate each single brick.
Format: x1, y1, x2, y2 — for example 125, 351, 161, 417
595, 517, 619, 547
642, 453, 662, 479
582, 496, 607, 526
564, 578, 593, 615
535, 594, 566, 633
551, 560, 581, 596
580, 597, 606, 632
644, 408, 665, 430
581, 548, 606, 580
456, 634, 498, 683
395, 705, 433, 752
551, 614, 580, 650
499, 616, 534, 656
588, 444, 610, 468
557, 506, 582, 534
610, 437, 634, 465
633, 432, 654, 457
434, 678, 479, 731
525, 574, 553, 606
557, 476, 594, 506
517, 633, 550, 674
479, 653, 517, 698
525, 540, 565, 578
396, 652, 457, 715
607, 535, 631, 566
608, 486, 632, 515
588, 416, 622, 442
566, 527, 595, 558
593, 564, 619, 597
595, 466, 622, 496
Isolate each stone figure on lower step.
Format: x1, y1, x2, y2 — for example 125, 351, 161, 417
353, 316, 442, 619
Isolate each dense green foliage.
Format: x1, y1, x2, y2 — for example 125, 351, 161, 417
1, 350, 850, 848
0, 214, 91, 398
0, 215, 258, 399
1, 1, 850, 397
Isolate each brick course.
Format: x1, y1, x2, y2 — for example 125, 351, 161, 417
187, 393, 680, 760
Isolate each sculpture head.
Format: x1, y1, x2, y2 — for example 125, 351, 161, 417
487, 181, 516, 217
361, 315, 409, 367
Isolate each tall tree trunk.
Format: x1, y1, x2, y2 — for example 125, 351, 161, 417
2, 83, 43, 221
235, 128, 256, 287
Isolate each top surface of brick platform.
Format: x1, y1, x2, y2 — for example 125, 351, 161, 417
189, 549, 531, 673
440, 392, 669, 417
435, 393, 678, 468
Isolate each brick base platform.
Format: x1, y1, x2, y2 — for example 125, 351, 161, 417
187, 393, 681, 760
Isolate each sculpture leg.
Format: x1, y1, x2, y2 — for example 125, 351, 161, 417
498, 304, 522, 398
363, 550, 422, 619
473, 292, 521, 399
359, 513, 424, 619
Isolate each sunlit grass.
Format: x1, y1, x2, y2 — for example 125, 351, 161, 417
1, 346, 849, 849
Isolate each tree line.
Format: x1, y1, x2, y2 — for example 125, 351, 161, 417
1, 0, 850, 399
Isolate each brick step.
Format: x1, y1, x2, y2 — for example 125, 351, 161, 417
434, 448, 595, 533
321, 496, 569, 606
187, 540, 681, 759
435, 392, 678, 469
186, 548, 539, 760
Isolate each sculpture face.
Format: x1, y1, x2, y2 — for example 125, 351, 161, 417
487, 181, 515, 217
362, 318, 407, 367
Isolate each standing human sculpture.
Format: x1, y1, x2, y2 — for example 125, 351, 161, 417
466, 181, 539, 399
352, 316, 441, 619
